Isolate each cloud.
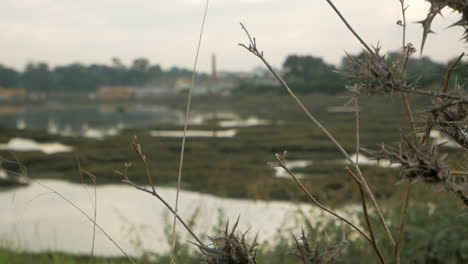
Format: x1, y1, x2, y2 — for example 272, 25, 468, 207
0, 0, 465, 72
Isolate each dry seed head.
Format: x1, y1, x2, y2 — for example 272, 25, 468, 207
366, 137, 451, 183
428, 97, 468, 149
364, 137, 468, 205
420, 0, 468, 52
343, 47, 411, 95
292, 229, 348, 264
195, 218, 259, 264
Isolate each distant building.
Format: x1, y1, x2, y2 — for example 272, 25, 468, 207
0, 88, 26, 100
174, 54, 237, 96
134, 85, 175, 98
96, 86, 135, 100
174, 78, 193, 94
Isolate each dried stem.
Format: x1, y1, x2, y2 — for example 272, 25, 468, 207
347, 167, 385, 264
395, 182, 412, 264
239, 23, 396, 246
443, 52, 465, 93
399, 0, 407, 48
354, 96, 360, 165
132, 138, 156, 194
171, 0, 210, 262
394, 3, 421, 259
122, 179, 205, 247
323, 0, 374, 54
401, 88, 468, 101
33, 180, 136, 264
401, 94, 418, 144
76, 158, 97, 264
395, 95, 415, 264
272, 153, 372, 244
82, 170, 98, 264
91, 178, 97, 264
452, 170, 468, 176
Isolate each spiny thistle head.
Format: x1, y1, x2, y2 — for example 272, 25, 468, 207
343, 47, 411, 95
195, 217, 259, 264
292, 229, 348, 264
428, 97, 468, 149
420, 0, 468, 53
364, 136, 468, 206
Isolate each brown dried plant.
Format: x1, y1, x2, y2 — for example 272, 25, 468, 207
342, 46, 414, 95
419, 0, 468, 53
363, 136, 468, 206
292, 229, 348, 264
193, 217, 259, 264
428, 95, 468, 149
238, 0, 467, 264
113, 0, 467, 263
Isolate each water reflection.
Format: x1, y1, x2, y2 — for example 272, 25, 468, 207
0, 138, 73, 154
1, 104, 178, 133
0, 180, 359, 257
1, 104, 273, 140
150, 129, 237, 138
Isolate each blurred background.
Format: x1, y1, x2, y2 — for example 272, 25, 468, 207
0, 0, 466, 263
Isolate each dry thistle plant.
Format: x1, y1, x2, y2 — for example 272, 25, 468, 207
292, 229, 348, 264
428, 95, 468, 149
121, 136, 262, 263
238, 0, 467, 263
192, 218, 259, 264
111, 0, 466, 263
342, 46, 414, 95
419, 0, 468, 52
363, 136, 468, 206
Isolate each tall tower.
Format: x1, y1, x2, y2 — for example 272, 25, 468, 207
211, 53, 217, 82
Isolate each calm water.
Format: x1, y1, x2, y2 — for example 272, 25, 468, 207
0, 180, 359, 257
0, 104, 180, 132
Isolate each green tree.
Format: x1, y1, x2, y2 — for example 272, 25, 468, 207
0, 64, 19, 88
283, 55, 345, 93
52, 63, 101, 92
21, 62, 51, 93
283, 55, 336, 82
126, 57, 150, 86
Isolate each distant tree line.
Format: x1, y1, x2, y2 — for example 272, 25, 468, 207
0, 53, 465, 94
235, 52, 466, 95
0, 57, 204, 93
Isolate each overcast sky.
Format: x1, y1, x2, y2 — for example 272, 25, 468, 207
0, 0, 466, 73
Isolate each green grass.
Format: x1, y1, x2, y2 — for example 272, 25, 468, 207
0, 94, 464, 204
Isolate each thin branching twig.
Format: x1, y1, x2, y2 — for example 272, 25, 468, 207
239, 23, 396, 246
78, 161, 98, 264
121, 179, 205, 247
395, 3, 416, 262
395, 181, 411, 264
32, 180, 136, 264
120, 139, 206, 248
323, 0, 374, 54
443, 52, 465, 93
346, 167, 385, 264
132, 137, 156, 194
269, 151, 372, 244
